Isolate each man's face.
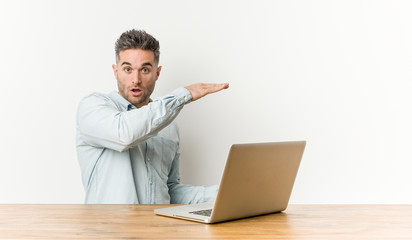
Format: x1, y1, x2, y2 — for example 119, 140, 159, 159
112, 48, 161, 108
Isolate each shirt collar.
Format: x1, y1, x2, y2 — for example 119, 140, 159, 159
108, 91, 154, 111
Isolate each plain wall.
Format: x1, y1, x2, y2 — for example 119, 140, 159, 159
0, 0, 411, 203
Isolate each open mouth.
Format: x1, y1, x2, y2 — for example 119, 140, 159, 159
131, 88, 142, 96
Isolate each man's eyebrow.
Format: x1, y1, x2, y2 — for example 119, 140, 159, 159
120, 62, 153, 67
142, 62, 153, 67
120, 62, 132, 66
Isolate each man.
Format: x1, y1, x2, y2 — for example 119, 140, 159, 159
76, 29, 228, 204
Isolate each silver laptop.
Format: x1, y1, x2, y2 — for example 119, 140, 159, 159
155, 141, 306, 223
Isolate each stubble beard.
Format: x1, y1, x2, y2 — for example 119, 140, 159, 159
124, 84, 156, 108
117, 74, 156, 108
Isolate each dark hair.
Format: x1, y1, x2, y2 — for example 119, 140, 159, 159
115, 29, 160, 63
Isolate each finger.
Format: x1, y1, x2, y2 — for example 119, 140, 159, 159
221, 83, 229, 89
214, 83, 229, 90
208, 83, 229, 93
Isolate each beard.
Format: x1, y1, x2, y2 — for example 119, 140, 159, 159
117, 81, 156, 109
116, 72, 157, 108
128, 90, 150, 108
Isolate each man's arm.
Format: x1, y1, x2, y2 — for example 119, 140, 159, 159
77, 88, 190, 152
167, 144, 218, 204
185, 83, 229, 102
77, 83, 229, 152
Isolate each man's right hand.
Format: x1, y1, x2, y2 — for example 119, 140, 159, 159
184, 83, 229, 102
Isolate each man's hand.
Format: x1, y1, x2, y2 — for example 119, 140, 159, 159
184, 83, 229, 102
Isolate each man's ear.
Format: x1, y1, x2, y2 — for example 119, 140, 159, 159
156, 66, 162, 81
112, 64, 118, 78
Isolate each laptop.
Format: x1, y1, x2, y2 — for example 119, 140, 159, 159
154, 141, 306, 223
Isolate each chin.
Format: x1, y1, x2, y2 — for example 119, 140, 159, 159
130, 99, 146, 108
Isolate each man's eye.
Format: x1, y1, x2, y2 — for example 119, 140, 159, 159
142, 68, 149, 73
124, 68, 132, 73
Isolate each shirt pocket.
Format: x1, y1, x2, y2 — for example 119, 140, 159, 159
149, 137, 178, 180
160, 137, 178, 176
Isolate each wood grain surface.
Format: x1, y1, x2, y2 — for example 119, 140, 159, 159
0, 204, 411, 239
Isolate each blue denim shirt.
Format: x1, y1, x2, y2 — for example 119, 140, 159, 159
76, 88, 218, 204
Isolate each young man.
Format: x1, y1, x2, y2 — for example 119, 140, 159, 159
76, 29, 228, 204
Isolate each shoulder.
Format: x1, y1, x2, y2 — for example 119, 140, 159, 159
79, 92, 112, 104
77, 92, 122, 117
78, 92, 120, 108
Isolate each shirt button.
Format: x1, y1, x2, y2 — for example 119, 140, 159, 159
150, 181, 153, 185
148, 158, 151, 161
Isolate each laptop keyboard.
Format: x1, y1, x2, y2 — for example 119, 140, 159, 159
189, 209, 212, 217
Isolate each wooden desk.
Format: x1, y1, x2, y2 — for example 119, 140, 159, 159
0, 204, 411, 239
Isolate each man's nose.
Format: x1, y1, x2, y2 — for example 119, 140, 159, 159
132, 72, 142, 85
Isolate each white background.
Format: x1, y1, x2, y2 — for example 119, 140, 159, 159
0, 0, 411, 204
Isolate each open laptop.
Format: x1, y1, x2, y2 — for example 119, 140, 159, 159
154, 141, 306, 223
